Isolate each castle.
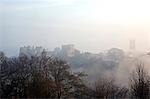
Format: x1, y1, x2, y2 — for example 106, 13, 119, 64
19, 45, 80, 58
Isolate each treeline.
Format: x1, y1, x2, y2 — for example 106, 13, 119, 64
0, 51, 150, 99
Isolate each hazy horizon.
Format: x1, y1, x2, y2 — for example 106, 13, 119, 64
1, 0, 150, 56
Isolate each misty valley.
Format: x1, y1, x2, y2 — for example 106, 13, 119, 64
1, 45, 150, 98
1, 0, 150, 98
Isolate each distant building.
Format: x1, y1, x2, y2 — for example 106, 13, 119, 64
53, 47, 61, 56
19, 46, 44, 58
128, 40, 136, 57
129, 40, 136, 51
49, 44, 80, 58
61, 44, 76, 57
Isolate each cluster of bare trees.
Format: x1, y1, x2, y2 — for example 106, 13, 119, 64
1, 51, 150, 99
93, 63, 150, 99
0, 52, 90, 98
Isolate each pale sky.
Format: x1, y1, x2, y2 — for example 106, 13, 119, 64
1, 0, 150, 56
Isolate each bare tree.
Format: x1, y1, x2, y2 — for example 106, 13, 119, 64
129, 63, 150, 99
0, 57, 32, 98
94, 76, 128, 98
0, 52, 5, 64
0, 52, 6, 97
46, 58, 88, 98
27, 71, 57, 98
